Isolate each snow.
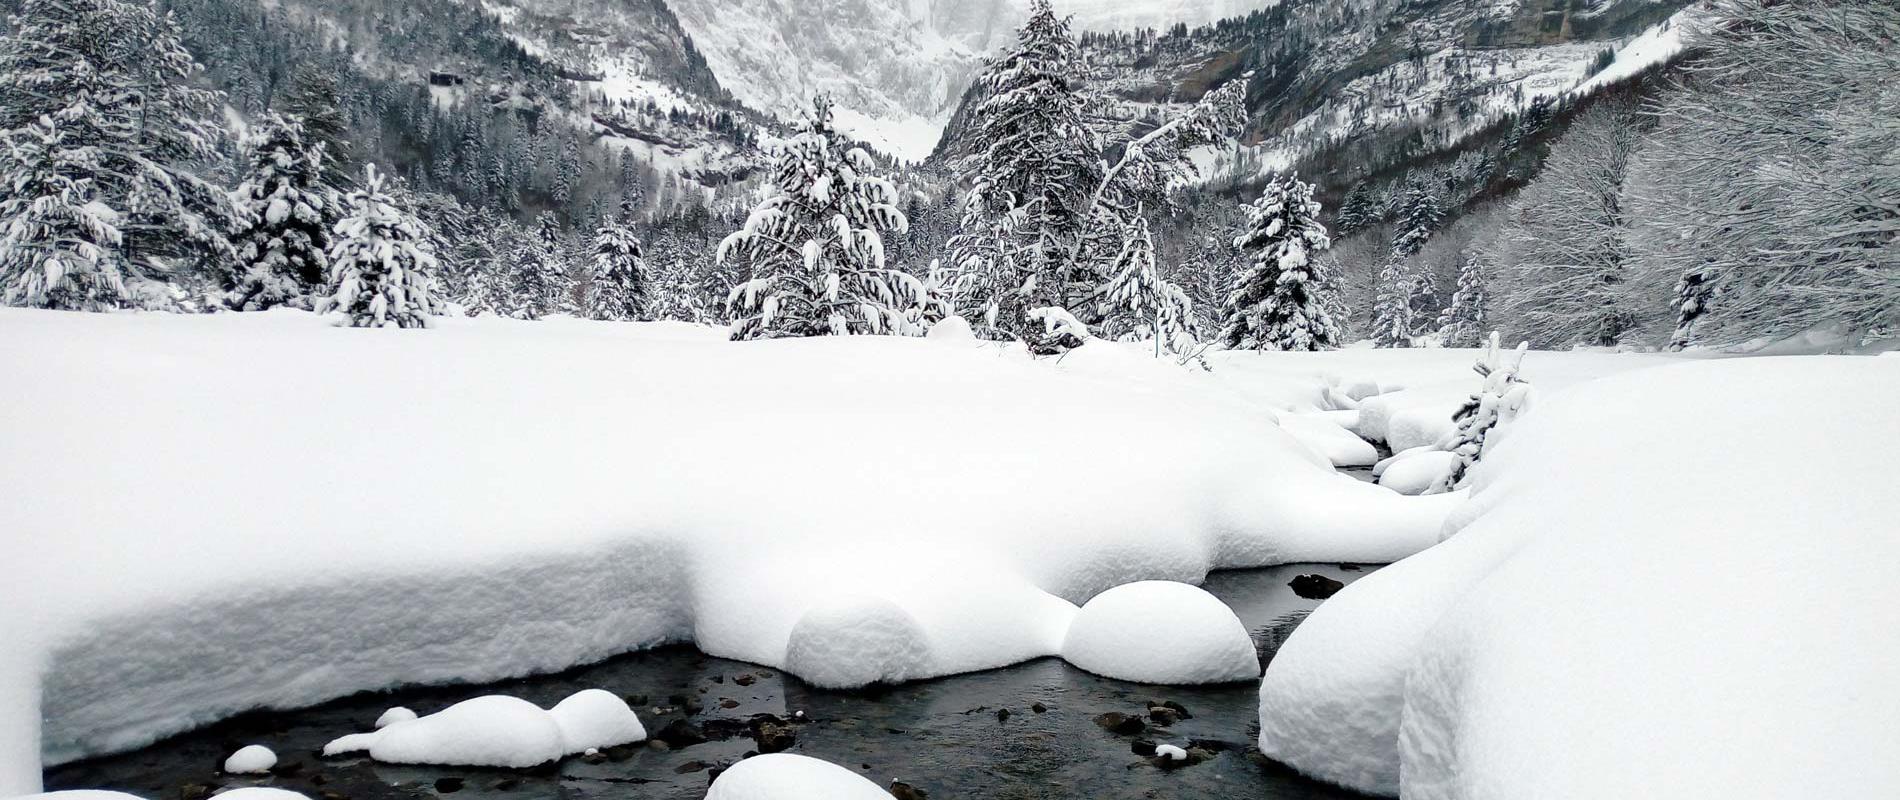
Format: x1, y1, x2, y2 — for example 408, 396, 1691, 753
220, 745, 276, 775
372, 708, 415, 730
1571, 10, 1695, 97
1259, 356, 1900, 798
546, 689, 648, 752
703, 753, 892, 800
0, 308, 1457, 789
1154, 744, 1188, 762
325, 694, 586, 768
924, 314, 973, 341
1373, 448, 1457, 496
1061, 581, 1258, 684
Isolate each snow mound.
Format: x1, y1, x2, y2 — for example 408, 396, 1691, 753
220, 745, 275, 774
1373, 448, 1457, 496
1261, 357, 1900, 798
925, 315, 974, 341
207, 791, 309, 800
325, 694, 574, 768
704, 753, 892, 800
372, 708, 415, 730
547, 689, 646, 752
783, 595, 931, 689
9, 794, 146, 800
1061, 581, 1258, 684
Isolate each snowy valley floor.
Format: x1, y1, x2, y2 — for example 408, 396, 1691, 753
3, 308, 1895, 799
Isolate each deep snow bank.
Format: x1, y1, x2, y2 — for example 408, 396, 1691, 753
0, 309, 1448, 792
1259, 357, 1900, 798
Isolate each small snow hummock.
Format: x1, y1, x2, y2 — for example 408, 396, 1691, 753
221, 744, 276, 774
783, 595, 930, 690
1154, 744, 1188, 762
16, 792, 313, 800
1061, 581, 1259, 684
373, 707, 416, 730
925, 314, 974, 341
323, 690, 645, 768
704, 753, 892, 800
1372, 447, 1458, 496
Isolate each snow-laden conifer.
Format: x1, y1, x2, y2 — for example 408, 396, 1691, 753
1372, 182, 1441, 348
1094, 215, 1198, 354
510, 212, 571, 320
1437, 255, 1488, 348
585, 217, 646, 322
720, 96, 922, 340
320, 164, 442, 328
1218, 173, 1340, 351
1428, 333, 1533, 494
226, 113, 333, 311
0, 119, 124, 309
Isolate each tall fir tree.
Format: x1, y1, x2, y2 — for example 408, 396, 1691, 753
508, 212, 570, 320
226, 113, 333, 310
1437, 255, 1488, 348
719, 96, 921, 340
1218, 174, 1341, 352
279, 66, 353, 189
584, 215, 646, 321
1667, 267, 1713, 351
320, 164, 443, 329
1093, 214, 1198, 352
0, 0, 238, 307
945, 0, 1098, 338
0, 120, 124, 309
1372, 181, 1442, 348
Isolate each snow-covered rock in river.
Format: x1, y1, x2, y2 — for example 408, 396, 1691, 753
372, 707, 415, 730
783, 595, 930, 690
1373, 448, 1458, 496
1259, 356, 1900, 798
220, 744, 276, 774
1062, 581, 1258, 684
324, 690, 642, 768
703, 753, 892, 800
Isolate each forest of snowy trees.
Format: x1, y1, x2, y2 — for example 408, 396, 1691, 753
0, 0, 1892, 349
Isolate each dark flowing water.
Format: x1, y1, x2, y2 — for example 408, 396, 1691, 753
46, 563, 1374, 800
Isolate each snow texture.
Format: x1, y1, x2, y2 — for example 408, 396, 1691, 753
1061, 582, 1258, 684
220, 745, 276, 775
372, 708, 415, 730
1260, 356, 1900, 798
0, 308, 1481, 789
1373, 449, 1458, 496
322, 690, 643, 768
703, 753, 892, 800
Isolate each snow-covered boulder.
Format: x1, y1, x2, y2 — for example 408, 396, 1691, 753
9, 793, 147, 800
323, 692, 640, 768
208, 791, 311, 800
783, 595, 930, 689
547, 689, 646, 752
372, 707, 416, 730
704, 753, 892, 800
925, 315, 974, 341
1061, 581, 1258, 684
1261, 357, 1900, 798
221, 744, 276, 774
1373, 448, 1458, 496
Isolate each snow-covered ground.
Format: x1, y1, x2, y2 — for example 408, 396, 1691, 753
0, 308, 1494, 793
1259, 356, 1900, 798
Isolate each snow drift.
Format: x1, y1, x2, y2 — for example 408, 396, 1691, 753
1258, 356, 1900, 798
0, 308, 1451, 793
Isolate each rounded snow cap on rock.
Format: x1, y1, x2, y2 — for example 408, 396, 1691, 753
783, 594, 929, 689
548, 689, 647, 752
926, 315, 975, 341
222, 744, 277, 774
374, 706, 418, 730
1061, 581, 1259, 684
210, 790, 314, 800
10, 793, 149, 800
705, 753, 893, 800
369, 695, 566, 768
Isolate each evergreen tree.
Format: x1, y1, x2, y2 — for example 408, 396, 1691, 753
1219, 174, 1341, 351
508, 213, 569, 320
0, 0, 238, 305
1334, 182, 1376, 235
1667, 267, 1713, 351
719, 96, 922, 340
320, 164, 443, 328
1428, 333, 1533, 494
1437, 255, 1488, 348
1094, 214, 1198, 353
1373, 182, 1442, 348
0, 120, 124, 309
281, 67, 351, 187
584, 215, 646, 321
945, 0, 1098, 338
226, 113, 333, 310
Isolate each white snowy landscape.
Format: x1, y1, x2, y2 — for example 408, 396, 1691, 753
1, 0, 1895, 799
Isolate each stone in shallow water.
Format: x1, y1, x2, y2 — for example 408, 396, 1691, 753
1288, 573, 1345, 600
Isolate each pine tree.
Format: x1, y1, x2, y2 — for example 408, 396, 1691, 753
1373, 182, 1442, 348
719, 96, 922, 340
1428, 333, 1533, 494
1094, 214, 1198, 353
945, 0, 1099, 337
584, 215, 646, 321
226, 113, 333, 310
281, 66, 352, 188
320, 164, 443, 329
0, 0, 238, 306
0, 119, 124, 309
1219, 173, 1341, 351
1437, 255, 1488, 348
508, 213, 569, 320
1334, 182, 1376, 235
1667, 267, 1713, 351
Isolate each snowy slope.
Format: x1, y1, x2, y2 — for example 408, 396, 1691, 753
0, 308, 1458, 792
1258, 356, 1900, 797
